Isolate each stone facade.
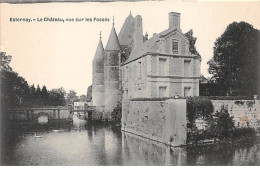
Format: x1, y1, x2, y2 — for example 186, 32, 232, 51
92, 12, 201, 120
121, 12, 201, 100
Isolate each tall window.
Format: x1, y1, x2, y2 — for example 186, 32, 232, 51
159, 58, 166, 76
159, 86, 167, 97
133, 65, 137, 80
184, 87, 191, 97
138, 62, 141, 79
172, 39, 179, 54
129, 66, 132, 79
184, 60, 191, 77
125, 67, 128, 82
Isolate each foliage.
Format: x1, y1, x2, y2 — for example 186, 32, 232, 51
66, 90, 79, 105
246, 101, 254, 108
1, 52, 68, 108
184, 29, 201, 57
49, 87, 66, 106
187, 129, 215, 144
187, 106, 256, 144
79, 94, 87, 101
132, 96, 254, 102
234, 100, 245, 106
231, 127, 256, 140
41, 85, 49, 106
209, 108, 235, 140
131, 97, 185, 101
1, 70, 30, 108
186, 97, 214, 130
208, 22, 260, 96
199, 81, 225, 96
0, 69, 67, 108
0, 52, 12, 71
86, 85, 92, 102
110, 102, 122, 124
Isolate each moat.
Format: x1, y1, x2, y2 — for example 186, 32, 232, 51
3, 115, 260, 166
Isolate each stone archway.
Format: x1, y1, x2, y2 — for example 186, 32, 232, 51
35, 112, 50, 124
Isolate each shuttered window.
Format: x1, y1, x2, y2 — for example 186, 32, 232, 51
172, 40, 179, 54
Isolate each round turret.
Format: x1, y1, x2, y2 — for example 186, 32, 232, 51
104, 23, 122, 115
92, 36, 105, 107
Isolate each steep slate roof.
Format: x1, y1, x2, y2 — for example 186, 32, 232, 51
93, 38, 104, 62
86, 85, 92, 102
105, 24, 121, 51
123, 28, 189, 65
118, 12, 135, 46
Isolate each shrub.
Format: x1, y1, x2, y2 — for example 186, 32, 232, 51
231, 127, 255, 140
131, 96, 185, 101
110, 102, 122, 124
186, 96, 214, 130
209, 108, 235, 140
204, 96, 254, 100
234, 100, 245, 105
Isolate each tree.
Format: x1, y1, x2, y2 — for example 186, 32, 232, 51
41, 85, 49, 106
35, 84, 43, 106
185, 29, 201, 57
208, 22, 260, 96
66, 90, 78, 105
49, 87, 66, 106
79, 95, 87, 101
210, 107, 235, 140
0, 70, 30, 108
86, 85, 92, 102
0, 52, 30, 108
0, 52, 12, 71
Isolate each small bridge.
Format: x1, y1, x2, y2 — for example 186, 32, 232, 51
70, 106, 96, 121
8, 106, 71, 122
7, 106, 97, 122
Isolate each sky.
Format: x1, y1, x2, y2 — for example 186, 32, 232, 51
1, 0, 260, 95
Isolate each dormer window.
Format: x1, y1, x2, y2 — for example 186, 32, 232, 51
172, 39, 179, 54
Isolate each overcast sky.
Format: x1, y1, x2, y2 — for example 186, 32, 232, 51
1, 0, 259, 95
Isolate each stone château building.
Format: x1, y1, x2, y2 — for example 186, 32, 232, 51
92, 12, 201, 119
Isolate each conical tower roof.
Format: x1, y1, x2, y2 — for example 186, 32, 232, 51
93, 38, 104, 62
105, 23, 121, 51
118, 12, 135, 46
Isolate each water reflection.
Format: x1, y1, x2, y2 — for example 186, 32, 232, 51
4, 115, 260, 166
122, 132, 186, 165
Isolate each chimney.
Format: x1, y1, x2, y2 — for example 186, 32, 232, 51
133, 15, 143, 48
169, 12, 180, 30
144, 32, 148, 41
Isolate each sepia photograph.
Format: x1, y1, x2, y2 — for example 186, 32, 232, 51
0, 0, 260, 166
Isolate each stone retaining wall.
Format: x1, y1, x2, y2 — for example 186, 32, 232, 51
213, 100, 260, 130
195, 100, 260, 132
122, 99, 187, 146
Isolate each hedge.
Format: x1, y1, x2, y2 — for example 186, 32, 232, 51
130, 96, 255, 102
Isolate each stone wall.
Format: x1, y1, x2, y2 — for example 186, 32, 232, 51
122, 99, 187, 146
195, 100, 260, 132
212, 100, 260, 130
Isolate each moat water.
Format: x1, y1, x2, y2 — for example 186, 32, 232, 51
3, 115, 260, 166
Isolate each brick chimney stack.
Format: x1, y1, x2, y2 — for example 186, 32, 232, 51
169, 12, 180, 30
